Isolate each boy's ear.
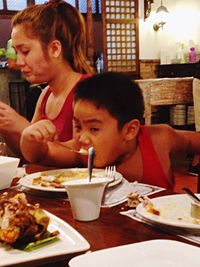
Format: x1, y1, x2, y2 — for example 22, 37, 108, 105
48, 39, 62, 58
123, 119, 140, 141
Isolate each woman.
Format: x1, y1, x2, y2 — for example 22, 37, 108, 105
0, 0, 93, 157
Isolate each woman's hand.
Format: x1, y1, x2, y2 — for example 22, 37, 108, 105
20, 120, 85, 166
20, 120, 58, 162
21, 119, 58, 143
0, 101, 29, 133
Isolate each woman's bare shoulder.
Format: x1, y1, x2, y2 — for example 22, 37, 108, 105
31, 85, 50, 122
38, 85, 50, 99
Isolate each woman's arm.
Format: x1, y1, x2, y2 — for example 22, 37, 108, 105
0, 101, 30, 156
0, 86, 48, 156
20, 120, 84, 167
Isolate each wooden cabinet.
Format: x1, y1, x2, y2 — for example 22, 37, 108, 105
156, 63, 198, 78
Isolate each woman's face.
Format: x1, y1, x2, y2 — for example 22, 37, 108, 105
11, 25, 53, 84
73, 99, 126, 167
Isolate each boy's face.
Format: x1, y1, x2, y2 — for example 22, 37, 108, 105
73, 100, 126, 167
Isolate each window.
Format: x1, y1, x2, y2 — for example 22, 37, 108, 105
78, 1, 101, 14
101, 0, 139, 77
7, 0, 27, 11
0, 0, 101, 14
35, 0, 76, 6
34, 0, 45, 3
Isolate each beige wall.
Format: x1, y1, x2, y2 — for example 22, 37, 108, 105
139, 0, 200, 61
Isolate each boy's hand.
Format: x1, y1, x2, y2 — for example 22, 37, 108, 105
22, 120, 58, 143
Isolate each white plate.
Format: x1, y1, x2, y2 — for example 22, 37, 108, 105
0, 210, 90, 267
136, 194, 200, 230
69, 239, 200, 267
19, 168, 123, 192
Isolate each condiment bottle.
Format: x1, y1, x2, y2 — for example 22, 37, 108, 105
189, 47, 196, 63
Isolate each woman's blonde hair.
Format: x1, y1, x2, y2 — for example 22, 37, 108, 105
12, 0, 93, 73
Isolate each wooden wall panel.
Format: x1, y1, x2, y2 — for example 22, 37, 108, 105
102, 0, 139, 77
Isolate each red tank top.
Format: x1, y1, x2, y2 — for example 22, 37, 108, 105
138, 126, 174, 190
40, 74, 91, 141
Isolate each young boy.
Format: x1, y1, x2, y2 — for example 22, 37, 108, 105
20, 72, 200, 190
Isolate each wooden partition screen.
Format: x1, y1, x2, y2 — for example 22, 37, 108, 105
102, 0, 139, 77
86, 0, 94, 66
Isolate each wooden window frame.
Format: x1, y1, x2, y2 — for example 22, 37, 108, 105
101, 0, 139, 78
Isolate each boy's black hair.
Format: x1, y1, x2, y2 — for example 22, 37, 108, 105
74, 72, 144, 129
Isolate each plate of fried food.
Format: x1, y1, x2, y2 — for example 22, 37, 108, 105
0, 193, 90, 266
19, 168, 123, 192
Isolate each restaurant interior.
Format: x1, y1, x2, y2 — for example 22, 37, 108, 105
0, 0, 200, 266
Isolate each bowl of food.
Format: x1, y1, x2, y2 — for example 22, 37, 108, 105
0, 156, 20, 190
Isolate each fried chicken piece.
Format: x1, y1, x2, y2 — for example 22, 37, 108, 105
0, 193, 50, 245
0, 227, 20, 244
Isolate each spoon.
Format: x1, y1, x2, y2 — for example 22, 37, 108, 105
55, 142, 89, 155
182, 187, 200, 205
88, 147, 95, 182
65, 147, 89, 155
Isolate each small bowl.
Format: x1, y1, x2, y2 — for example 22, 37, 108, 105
64, 177, 113, 221
0, 156, 20, 190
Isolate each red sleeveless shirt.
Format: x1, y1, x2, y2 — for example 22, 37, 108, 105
40, 74, 91, 141
138, 126, 174, 190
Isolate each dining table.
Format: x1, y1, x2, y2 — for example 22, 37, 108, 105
1, 163, 200, 267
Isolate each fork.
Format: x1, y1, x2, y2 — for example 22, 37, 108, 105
105, 166, 116, 183
102, 166, 116, 204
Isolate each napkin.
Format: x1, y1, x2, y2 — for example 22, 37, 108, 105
121, 209, 200, 245
101, 179, 164, 208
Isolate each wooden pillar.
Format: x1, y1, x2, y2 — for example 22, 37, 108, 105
86, 0, 94, 66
